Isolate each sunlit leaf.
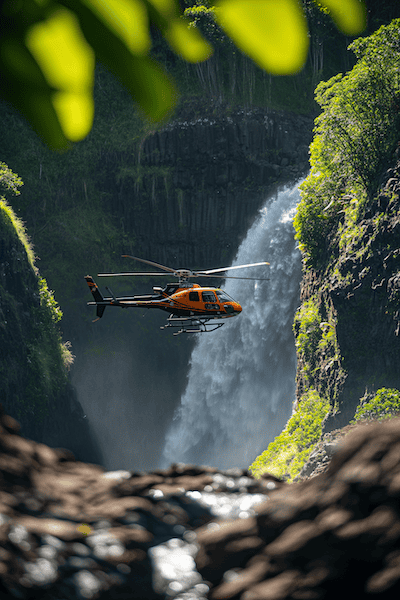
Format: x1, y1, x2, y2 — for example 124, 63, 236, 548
316, 0, 366, 36
26, 8, 94, 90
52, 91, 94, 140
26, 7, 95, 140
145, 0, 212, 62
81, 0, 151, 54
214, 0, 309, 74
61, 0, 178, 121
164, 19, 213, 62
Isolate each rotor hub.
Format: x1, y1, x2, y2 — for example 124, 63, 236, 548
175, 269, 193, 282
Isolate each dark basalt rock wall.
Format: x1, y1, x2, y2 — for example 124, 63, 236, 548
296, 157, 400, 431
103, 109, 313, 268
0, 205, 102, 465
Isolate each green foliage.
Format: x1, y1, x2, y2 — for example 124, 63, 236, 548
0, 161, 23, 196
352, 388, 400, 423
293, 294, 344, 404
312, 25, 400, 193
38, 277, 63, 324
0, 164, 36, 271
0, 0, 366, 149
249, 389, 330, 481
0, 0, 211, 149
294, 297, 322, 364
0, 201, 37, 269
294, 19, 400, 267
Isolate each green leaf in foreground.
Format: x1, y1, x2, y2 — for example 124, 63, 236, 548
214, 0, 309, 74
317, 0, 366, 36
0, 0, 366, 149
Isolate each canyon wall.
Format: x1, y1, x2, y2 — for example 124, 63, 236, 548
296, 158, 400, 432
101, 109, 312, 269
0, 196, 103, 465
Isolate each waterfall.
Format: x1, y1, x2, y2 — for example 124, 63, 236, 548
162, 182, 303, 470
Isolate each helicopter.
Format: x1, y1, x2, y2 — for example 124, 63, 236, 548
85, 255, 270, 335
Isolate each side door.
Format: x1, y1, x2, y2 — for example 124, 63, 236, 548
201, 290, 220, 312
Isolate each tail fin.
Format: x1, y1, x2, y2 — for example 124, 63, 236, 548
85, 276, 106, 319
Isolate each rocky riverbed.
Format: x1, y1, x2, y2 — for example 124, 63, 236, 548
1, 405, 400, 599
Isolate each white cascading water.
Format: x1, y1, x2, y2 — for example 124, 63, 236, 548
162, 182, 303, 470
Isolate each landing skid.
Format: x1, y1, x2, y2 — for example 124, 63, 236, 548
160, 315, 225, 335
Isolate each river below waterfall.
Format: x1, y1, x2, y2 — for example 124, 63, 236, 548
162, 182, 303, 470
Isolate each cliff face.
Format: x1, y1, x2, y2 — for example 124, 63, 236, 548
295, 155, 400, 431
103, 109, 312, 268
290, 19, 400, 438
0, 195, 102, 464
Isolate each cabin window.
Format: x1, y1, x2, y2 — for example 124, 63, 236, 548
202, 291, 217, 302
189, 291, 200, 301
216, 290, 234, 302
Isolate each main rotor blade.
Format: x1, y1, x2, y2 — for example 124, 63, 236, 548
198, 261, 270, 275
122, 255, 176, 273
98, 272, 170, 277
195, 274, 270, 281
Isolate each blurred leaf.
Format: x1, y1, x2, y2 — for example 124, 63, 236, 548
214, 0, 309, 74
0, 0, 367, 149
80, 0, 151, 54
145, 0, 213, 62
117, 55, 178, 122
316, 0, 366, 36
1, 34, 71, 149
52, 90, 94, 140
26, 7, 95, 141
62, 0, 178, 118
163, 17, 213, 62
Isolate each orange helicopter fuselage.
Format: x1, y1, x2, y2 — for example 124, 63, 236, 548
153, 283, 242, 318
110, 283, 242, 318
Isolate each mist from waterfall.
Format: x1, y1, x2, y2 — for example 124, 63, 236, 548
162, 182, 303, 470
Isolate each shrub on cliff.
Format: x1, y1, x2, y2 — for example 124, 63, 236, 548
249, 390, 330, 481
352, 387, 400, 423
294, 19, 400, 266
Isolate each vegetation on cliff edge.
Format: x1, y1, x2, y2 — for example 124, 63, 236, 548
249, 390, 330, 481
0, 163, 73, 420
294, 19, 400, 268
250, 387, 400, 482
251, 19, 400, 481
352, 388, 400, 423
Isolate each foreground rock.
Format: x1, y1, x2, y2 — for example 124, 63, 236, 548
0, 405, 275, 599
197, 419, 400, 599
1, 405, 400, 599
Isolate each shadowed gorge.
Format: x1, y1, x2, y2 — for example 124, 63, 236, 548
0, 69, 313, 469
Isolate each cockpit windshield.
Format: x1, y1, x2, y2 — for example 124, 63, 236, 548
215, 290, 234, 302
